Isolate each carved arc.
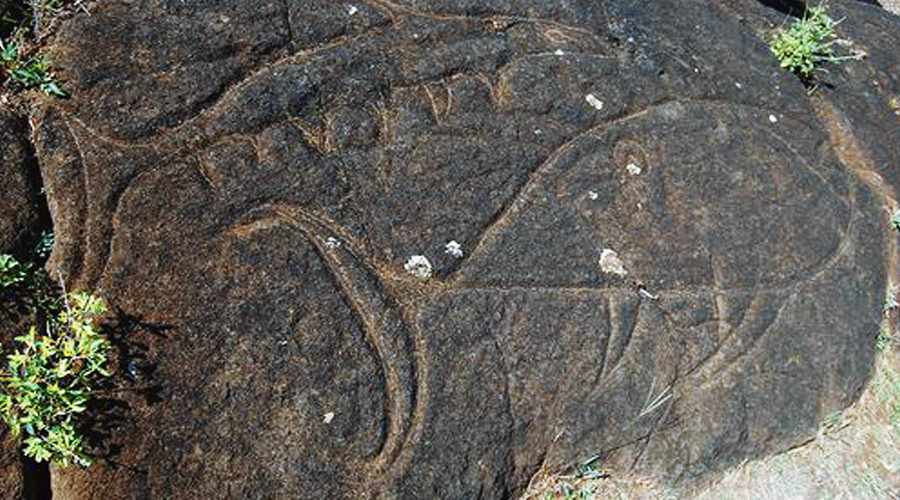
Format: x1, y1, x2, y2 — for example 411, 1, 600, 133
229, 202, 426, 488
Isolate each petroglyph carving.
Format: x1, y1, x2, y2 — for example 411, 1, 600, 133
32, 0, 899, 498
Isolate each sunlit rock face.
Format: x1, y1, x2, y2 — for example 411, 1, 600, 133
26, 0, 900, 498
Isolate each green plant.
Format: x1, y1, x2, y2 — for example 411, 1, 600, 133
876, 331, 893, 352
890, 96, 900, 116
0, 36, 65, 96
34, 230, 54, 260
873, 359, 900, 431
769, 4, 841, 81
883, 287, 898, 315
0, 0, 67, 97
0, 254, 33, 291
0, 254, 111, 467
891, 209, 900, 232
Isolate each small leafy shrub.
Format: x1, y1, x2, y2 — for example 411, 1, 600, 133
769, 4, 839, 81
0, 0, 67, 96
34, 230, 54, 261
0, 254, 111, 467
0, 254, 32, 291
0, 39, 65, 96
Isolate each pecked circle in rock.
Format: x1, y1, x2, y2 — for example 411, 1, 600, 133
30, 0, 900, 499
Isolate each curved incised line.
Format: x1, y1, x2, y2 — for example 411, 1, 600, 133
228, 202, 425, 483
457, 99, 864, 296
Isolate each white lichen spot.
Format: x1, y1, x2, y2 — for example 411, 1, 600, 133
445, 241, 463, 258
348, 5, 358, 15
599, 249, 627, 277
588, 191, 599, 200
323, 412, 335, 424
626, 163, 642, 175
326, 236, 341, 249
585, 93, 604, 111
768, 114, 778, 123
404, 255, 432, 280
554, 49, 565, 56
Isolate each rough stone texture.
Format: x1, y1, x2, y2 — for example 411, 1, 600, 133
0, 429, 23, 500
24, 0, 900, 499
0, 110, 41, 257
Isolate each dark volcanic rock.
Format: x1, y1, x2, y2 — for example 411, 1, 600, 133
27, 0, 900, 499
0, 110, 41, 257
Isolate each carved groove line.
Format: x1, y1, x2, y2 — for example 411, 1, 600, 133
228, 202, 428, 485
812, 97, 898, 297
458, 99, 861, 298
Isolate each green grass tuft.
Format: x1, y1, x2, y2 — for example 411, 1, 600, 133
769, 4, 840, 81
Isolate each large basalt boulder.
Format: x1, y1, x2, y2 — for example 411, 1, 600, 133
24, 0, 900, 498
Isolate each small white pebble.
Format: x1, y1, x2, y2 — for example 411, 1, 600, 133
585, 93, 604, 111
599, 249, 627, 277
445, 241, 463, 258
348, 5, 358, 15
626, 163, 642, 175
323, 412, 335, 424
554, 49, 565, 56
534, 129, 541, 135
735, 82, 742, 89
404, 255, 432, 279
326, 237, 341, 249
768, 114, 778, 123
588, 191, 599, 200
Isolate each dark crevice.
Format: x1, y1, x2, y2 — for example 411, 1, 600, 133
756, 0, 809, 17
23, 457, 51, 500
21, 121, 55, 265
756, 0, 886, 21
18, 117, 54, 500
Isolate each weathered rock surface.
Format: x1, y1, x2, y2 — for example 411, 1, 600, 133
0, 431, 23, 500
0, 110, 41, 257
20, 0, 900, 498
